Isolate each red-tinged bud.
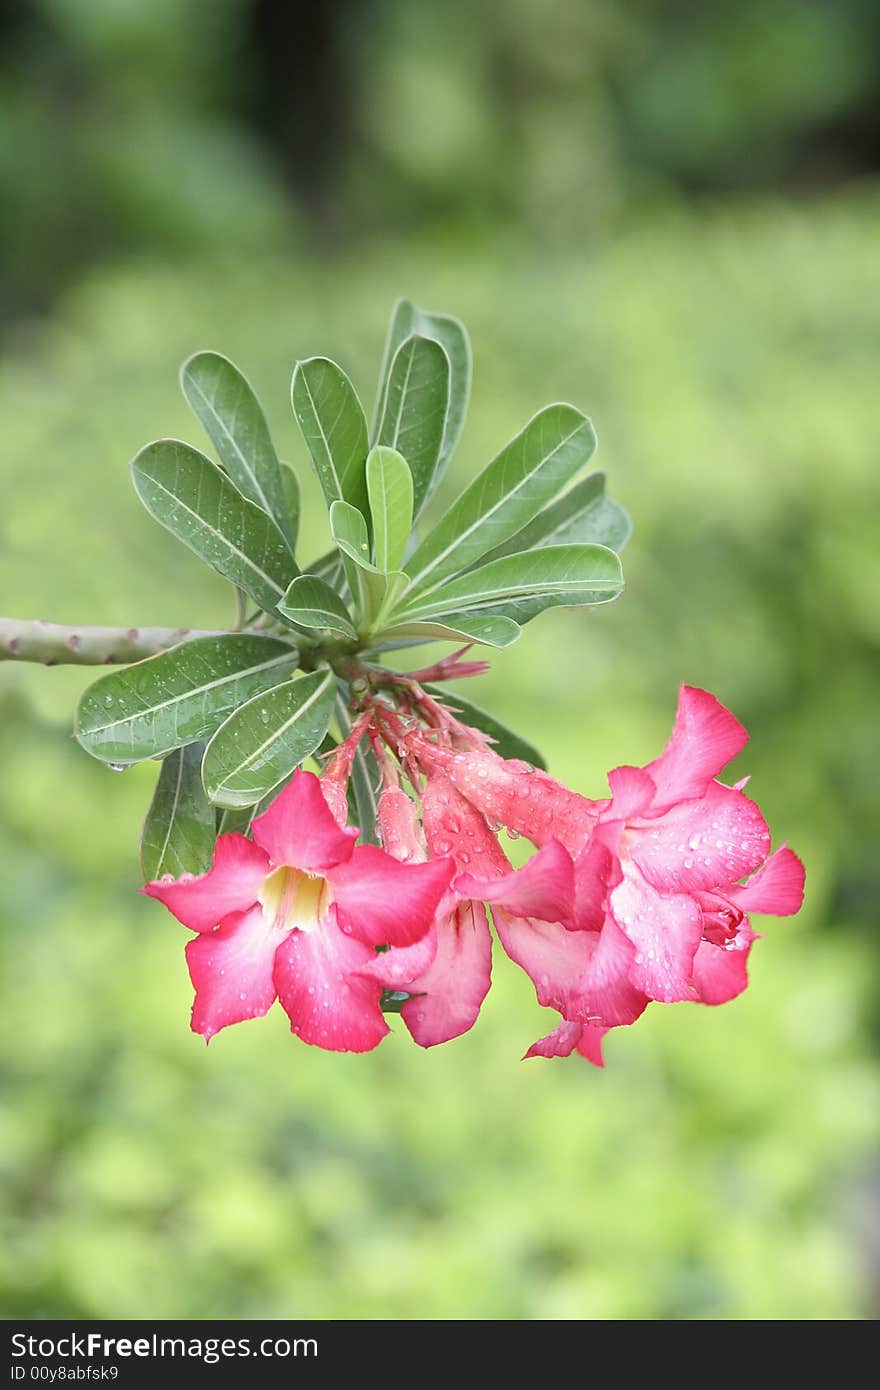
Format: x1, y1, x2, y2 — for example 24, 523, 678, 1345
421, 770, 510, 877
378, 785, 427, 864
320, 712, 373, 828
414, 741, 600, 855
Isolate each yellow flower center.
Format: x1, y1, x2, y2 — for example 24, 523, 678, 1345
259, 865, 332, 933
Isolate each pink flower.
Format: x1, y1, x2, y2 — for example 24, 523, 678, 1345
143, 769, 453, 1052
416, 686, 805, 1065
357, 775, 496, 1048
361, 769, 575, 1048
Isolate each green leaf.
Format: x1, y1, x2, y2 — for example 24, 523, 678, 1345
378, 613, 521, 649
329, 499, 379, 614
131, 440, 297, 615
76, 635, 299, 764
202, 668, 337, 808
366, 446, 413, 572
291, 357, 369, 516
422, 685, 546, 769
306, 548, 349, 604
279, 462, 301, 553
216, 770, 297, 836
216, 804, 254, 837
374, 335, 450, 517
474, 471, 631, 567
279, 575, 358, 640
141, 742, 216, 880
373, 298, 471, 484
180, 351, 296, 550
336, 688, 379, 844
329, 500, 406, 627
403, 404, 597, 597
397, 544, 623, 620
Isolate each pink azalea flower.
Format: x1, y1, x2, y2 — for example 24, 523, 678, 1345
143, 769, 453, 1052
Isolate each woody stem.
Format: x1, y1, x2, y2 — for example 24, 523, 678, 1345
0, 618, 226, 666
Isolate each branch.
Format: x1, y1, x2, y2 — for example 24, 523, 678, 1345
0, 618, 225, 666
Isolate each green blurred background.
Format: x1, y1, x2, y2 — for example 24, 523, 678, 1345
1, 0, 878, 1321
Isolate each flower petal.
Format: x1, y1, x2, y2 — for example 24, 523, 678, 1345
143, 833, 269, 933
251, 769, 357, 872
185, 905, 282, 1040
524, 1019, 608, 1067
494, 909, 647, 1025
628, 781, 771, 894
273, 910, 389, 1052
572, 839, 620, 931
329, 845, 454, 947
691, 931, 755, 1005
643, 685, 749, 810
728, 846, 805, 917
580, 916, 651, 1025
606, 765, 656, 820
524, 1019, 581, 1059
399, 901, 493, 1047
609, 866, 702, 1002
455, 840, 575, 925
354, 928, 440, 989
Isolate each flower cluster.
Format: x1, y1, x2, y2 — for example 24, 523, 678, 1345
145, 677, 804, 1064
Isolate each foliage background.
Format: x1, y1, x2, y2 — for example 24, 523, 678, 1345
1, 0, 878, 1320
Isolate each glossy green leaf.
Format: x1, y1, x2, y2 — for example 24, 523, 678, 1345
131, 440, 297, 614
216, 804, 255, 837
76, 635, 298, 764
278, 575, 358, 639
329, 500, 407, 627
474, 471, 631, 567
180, 351, 295, 550
422, 685, 546, 769
373, 298, 471, 483
366, 446, 413, 572
202, 668, 337, 808
403, 404, 597, 596
336, 688, 379, 844
374, 335, 450, 517
141, 742, 216, 880
378, 613, 521, 649
291, 357, 369, 516
216, 770, 297, 836
397, 544, 623, 620
279, 462, 301, 553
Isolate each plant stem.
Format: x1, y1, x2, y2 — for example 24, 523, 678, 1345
0, 618, 225, 666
